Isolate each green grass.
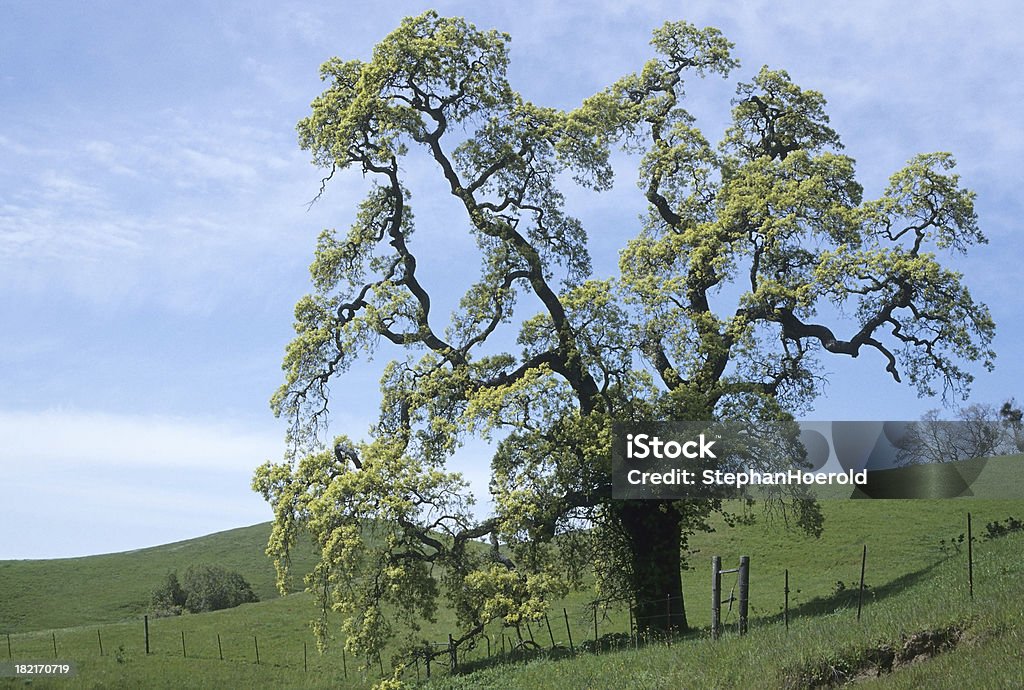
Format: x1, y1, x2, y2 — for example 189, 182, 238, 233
431, 528, 1024, 689
0, 523, 317, 633
2, 455, 1023, 688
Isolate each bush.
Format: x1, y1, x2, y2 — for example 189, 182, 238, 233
151, 571, 187, 615
151, 564, 258, 614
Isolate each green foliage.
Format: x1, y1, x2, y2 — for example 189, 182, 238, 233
150, 571, 186, 615
150, 564, 258, 615
257, 9, 997, 667
181, 564, 259, 613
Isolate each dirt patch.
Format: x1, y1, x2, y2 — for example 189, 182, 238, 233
781, 625, 963, 688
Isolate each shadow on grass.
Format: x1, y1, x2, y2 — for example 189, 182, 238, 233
755, 557, 947, 628
434, 558, 950, 679
441, 622, 709, 677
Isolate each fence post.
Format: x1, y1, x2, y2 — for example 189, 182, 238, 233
217, 634, 223, 661
6, 632, 10, 658
304, 641, 307, 672
97, 629, 104, 656
544, 614, 555, 649
593, 603, 599, 650
254, 635, 260, 665
784, 569, 790, 632
52, 632, 57, 658
181, 630, 186, 658
711, 555, 721, 640
449, 633, 456, 673
144, 615, 150, 655
563, 608, 574, 653
665, 594, 672, 646
738, 556, 749, 636
342, 645, 347, 679
967, 512, 974, 599
857, 545, 867, 622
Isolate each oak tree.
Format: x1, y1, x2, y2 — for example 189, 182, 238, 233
253, 11, 995, 664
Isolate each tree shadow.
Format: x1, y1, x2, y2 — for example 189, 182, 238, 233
754, 557, 947, 628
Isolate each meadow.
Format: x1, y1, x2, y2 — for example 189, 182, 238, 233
2, 456, 1022, 688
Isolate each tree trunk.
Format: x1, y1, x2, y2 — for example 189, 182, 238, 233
620, 501, 687, 634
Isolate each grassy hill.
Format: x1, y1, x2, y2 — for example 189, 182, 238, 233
1, 456, 1022, 688
0, 523, 317, 633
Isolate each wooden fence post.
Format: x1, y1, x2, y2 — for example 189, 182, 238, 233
857, 545, 867, 622
181, 630, 186, 658
144, 615, 150, 655
52, 632, 57, 658
217, 634, 223, 661
711, 555, 721, 640
97, 629, 104, 656
968, 512, 974, 599
563, 608, 574, 653
254, 635, 260, 665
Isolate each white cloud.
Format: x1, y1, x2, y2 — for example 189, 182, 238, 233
0, 408, 283, 471
0, 408, 291, 558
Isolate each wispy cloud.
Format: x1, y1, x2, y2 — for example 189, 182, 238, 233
0, 408, 283, 471
0, 108, 364, 312
0, 408, 289, 558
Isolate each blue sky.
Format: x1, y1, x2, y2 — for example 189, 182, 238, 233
2, 1, 1022, 558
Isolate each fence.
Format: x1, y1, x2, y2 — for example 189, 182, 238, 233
2, 512, 995, 684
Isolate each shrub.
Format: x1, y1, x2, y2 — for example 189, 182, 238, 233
182, 564, 258, 612
150, 564, 258, 614
151, 571, 187, 615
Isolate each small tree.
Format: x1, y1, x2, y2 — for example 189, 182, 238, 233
151, 565, 258, 615
1000, 399, 1024, 452
897, 404, 1004, 465
182, 564, 258, 613
151, 571, 187, 615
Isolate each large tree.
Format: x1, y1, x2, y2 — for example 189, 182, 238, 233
254, 11, 994, 664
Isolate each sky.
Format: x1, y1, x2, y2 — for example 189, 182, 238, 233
1, 1, 1022, 559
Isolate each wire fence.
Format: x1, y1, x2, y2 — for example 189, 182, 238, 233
2, 512, 995, 684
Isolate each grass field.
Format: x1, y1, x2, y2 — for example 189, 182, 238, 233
2, 456, 1023, 688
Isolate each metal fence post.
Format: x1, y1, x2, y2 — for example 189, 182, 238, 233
738, 556, 749, 635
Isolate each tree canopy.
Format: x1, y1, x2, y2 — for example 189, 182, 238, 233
253, 10, 995, 668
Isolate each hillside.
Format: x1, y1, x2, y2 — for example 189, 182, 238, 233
0, 523, 316, 633
1, 455, 1022, 687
